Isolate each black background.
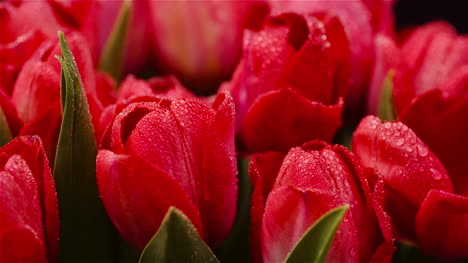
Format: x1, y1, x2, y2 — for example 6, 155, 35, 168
395, 0, 467, 33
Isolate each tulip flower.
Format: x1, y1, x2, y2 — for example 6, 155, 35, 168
224, 12, 351, 153
0, 0, 62, 95
96, 74, 194, 144
270, 0, 396, 115
353, 116, 468, 260
46, 0, 152, 75
96, 92, 238, 250
250, 140, 394, 263
9, 31, 111, 161
0, 136, 59, 263
391, 22, 468, 196
147, 0, 270, 94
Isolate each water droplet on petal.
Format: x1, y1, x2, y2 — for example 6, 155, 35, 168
416, 144, 429, 157
395, 137, 405, 146
430, 168, 442, 180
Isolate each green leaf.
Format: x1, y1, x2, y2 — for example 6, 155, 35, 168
378, 70, 397, 121
285, 205, 349, 263
214, 158, 253, 263
98, 0, 132, 83
54, 32, 114, 262
0, 107, 13, 147
139, 207, 220, 263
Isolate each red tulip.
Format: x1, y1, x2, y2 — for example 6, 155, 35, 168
353, 116, 468, 260
9, 31, 110, 161
147, 0, 270, 93
391, 22, 468, 196
250, 140, 394, 263
96, 75, 194, 144
0, 136, 59, 263
224, 12, 351, 153
0, 0, 62, 95
0, 89, 23, 138
47, 0, 152, 74
270, 0, 396, 114
96, 93, 238, 250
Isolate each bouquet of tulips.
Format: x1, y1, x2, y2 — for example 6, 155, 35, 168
1, 0, 466, 262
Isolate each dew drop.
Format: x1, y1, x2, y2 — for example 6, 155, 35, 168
395, 137, 405, 146
430, 168, 442, 180
416, 144, 429, 157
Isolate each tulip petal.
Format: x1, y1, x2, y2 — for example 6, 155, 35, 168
400, 89, 468, 195
415, 190, 468, 260
96, 150, 202, 251
0, 136, 59, 261
20, 102, 62, 165
352, 115, 453, 239
0, 89, 23, 136
11, 60, 60, 123
243, 88, 343, 152
249, 152, 286, 263
262, 186, 358, 263
125, 95, 237, 246
0, 155, 47, 262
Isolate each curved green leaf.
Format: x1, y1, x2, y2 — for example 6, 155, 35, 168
0, 107, 13, 147
98, 0, 132, 82
285, 205, 348, 263
54, 32, 114, 262
378, 70, 397, 121
139, 207, 219, 263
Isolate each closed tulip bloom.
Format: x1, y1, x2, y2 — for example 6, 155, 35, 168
353, 116, 468, 260
96, 93, 238, 250
250, 140, 394, 263
391, 22, 468, 196
0, 136, 59, 263
224, 12, 351, 153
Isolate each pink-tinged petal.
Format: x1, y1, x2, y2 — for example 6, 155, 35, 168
96, 150, 202, 251
12, 60, 60, 123
367, 34, 401, 114
361, 0, 395, 34
125, 95, 237, 246
20, 103, 62, 165
242, 89, 343, 152
394, 21, 468, 113
117, 75, 194, 102
95, 71, 116, 107
262, 186, 359, 263
249, 152, 286, 263
0, 155, 47, 263
0, 89, 23, 136
0, 136, 59, 261
352, 116, 453, 239
415, 190, 468, 260
400, 89, 468, 196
